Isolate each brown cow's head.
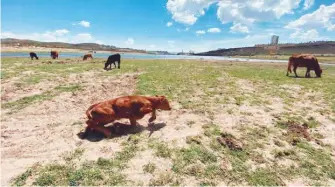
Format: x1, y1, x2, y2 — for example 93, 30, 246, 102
156, 95, 171, 110
316, 68, 322, 77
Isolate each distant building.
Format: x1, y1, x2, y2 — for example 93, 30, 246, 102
270, 35, 279, 45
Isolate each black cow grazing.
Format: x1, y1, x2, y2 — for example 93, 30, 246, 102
29, 52, 39, 60
104, 54, 121, 70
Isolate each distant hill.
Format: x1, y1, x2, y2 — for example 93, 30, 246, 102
1, 38, 147, 53
195, 41, 335, 56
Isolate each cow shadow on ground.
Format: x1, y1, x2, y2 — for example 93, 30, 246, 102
77, 122, 166, 142
287, 75, 319, 79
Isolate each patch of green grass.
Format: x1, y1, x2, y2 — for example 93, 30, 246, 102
2, 91, 55, 111
148, 172, 181, 186
247, 168, 284, 186
23, 74, 44, 84
12, 140, 139, 186
63, 148, 84, 162
186, 135, 203, 145
54, 84, 82, 92
149, 141, 172, 158
296, 142, 335, 181
143, 162, 156, 174
306, 117, 320, 128
273, 149, 296, 159
2, 83, 83, 112
203, 123, 221, 137
172, 144, 217, 174
11, 168, 32, 186
224, 63, 335, 112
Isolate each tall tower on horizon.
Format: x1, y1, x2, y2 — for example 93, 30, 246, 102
270, 35, 279, 45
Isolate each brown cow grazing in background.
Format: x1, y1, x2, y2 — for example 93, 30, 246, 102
29, 52, 39, 60
286, 54, 322, 78
80, 95, 171, 138
50, 51, 59, 59
83, 54, 93, 60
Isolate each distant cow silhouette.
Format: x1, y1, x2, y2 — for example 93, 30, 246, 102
104, 54, 121, 70
287, 54, 322, 78
29, 52, 39, 60
83, 54, 93, 60
50, 51, 59, 59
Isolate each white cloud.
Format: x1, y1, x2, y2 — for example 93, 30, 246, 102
167, 22, 173, 27
166, 0, 302, 26
149, 44, 157, 49
1, 29, 71, 42
285, 3, 335, 31
303, 0, 314, 10
166, 0, 217, 25
168, 40, 175, 44
1, 32, 16, 38
74, 33, 92, 42
289, 29, 325, 41
95, 40, 104, 44
0, 30, 102, 44
230, 23, 249, 33
53, 29, 69, 36
327, 24, 335, 31
207, 28, 221, 33
125, 38, 134, 45
177, 27, 190, 32
73, 20, 90, 28
168, 40, 175, 47
196, 30, 206, 35
217, 0, 301, 25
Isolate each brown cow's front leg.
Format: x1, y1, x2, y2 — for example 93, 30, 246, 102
130, 118, 137, 127
305, 68, 311, 78
93, 125, 112, 138
149, 109, 156, 123
83, 120, 112, 138
293, 66, 298, 77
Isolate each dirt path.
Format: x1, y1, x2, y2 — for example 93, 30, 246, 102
1, 72, 140, 185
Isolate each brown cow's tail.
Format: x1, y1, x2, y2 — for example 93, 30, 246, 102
86, 102, 100, 119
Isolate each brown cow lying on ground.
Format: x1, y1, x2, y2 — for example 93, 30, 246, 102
83, 54, 93, 60
80, 95, 171, 138
286, 54, 322, 78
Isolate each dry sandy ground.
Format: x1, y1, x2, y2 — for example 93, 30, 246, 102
1, 63, 335, 185
0, 69, 205, 185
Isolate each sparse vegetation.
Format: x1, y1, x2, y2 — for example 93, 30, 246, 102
2, 57, 335, 186
143, 162, 156, 174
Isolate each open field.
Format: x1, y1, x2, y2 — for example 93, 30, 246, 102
1, 57, 335, 186
233, 55, 335, 64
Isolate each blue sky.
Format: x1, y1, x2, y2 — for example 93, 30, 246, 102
2, 0, 335, 52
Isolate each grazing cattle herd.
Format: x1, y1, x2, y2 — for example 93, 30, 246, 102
26, 51, 325, 138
